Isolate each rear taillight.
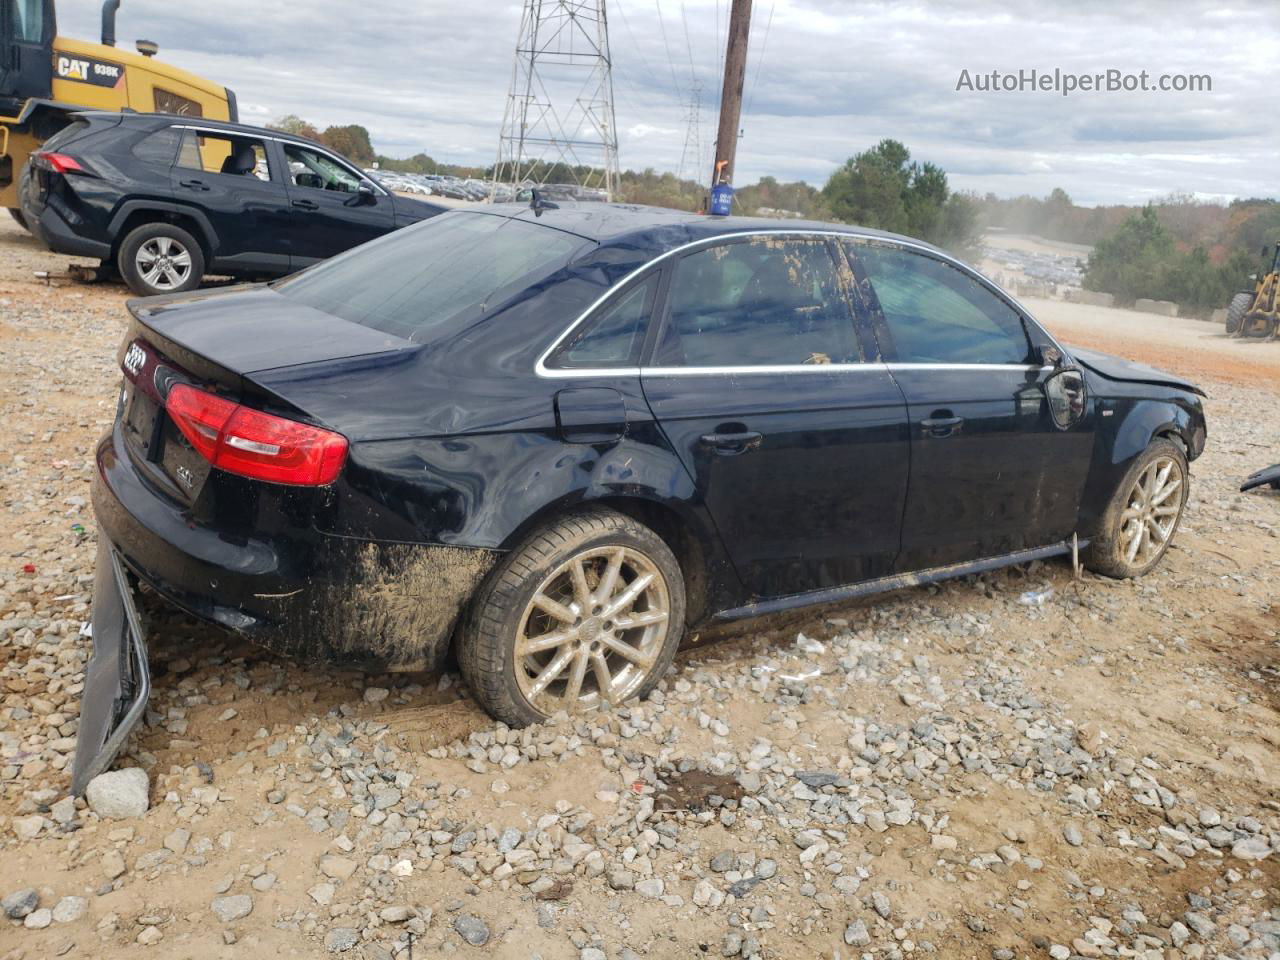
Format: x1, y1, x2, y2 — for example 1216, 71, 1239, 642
35, 152, 85, 174
165, 383, 348, 486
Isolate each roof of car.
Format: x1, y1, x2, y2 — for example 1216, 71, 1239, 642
75, 111, 329, 149
480, 201, 947, 257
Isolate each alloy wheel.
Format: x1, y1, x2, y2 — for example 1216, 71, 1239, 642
514, 545, 671, 714
1117, 456, 1183, 566
136, 236, 193, 291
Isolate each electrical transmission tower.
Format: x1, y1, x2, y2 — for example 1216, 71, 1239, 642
677, 81, 704, 187
493, 0, 621, 200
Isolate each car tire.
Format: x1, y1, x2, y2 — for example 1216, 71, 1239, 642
118, 222, 205, 296
8, 208, 28, 231
458, 507, 685, 727
1225, 291, 1252, 336
1084, 437, 1189, 579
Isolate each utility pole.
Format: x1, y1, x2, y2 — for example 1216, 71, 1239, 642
711, 0, 752, 192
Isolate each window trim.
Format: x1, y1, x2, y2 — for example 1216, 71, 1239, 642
545, 270, 661, 371
534, 230, 1068, 379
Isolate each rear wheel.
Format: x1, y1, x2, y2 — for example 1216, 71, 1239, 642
1084, 438, 1189, 578
8, 208, 28, 231
118, 222, 205, 296
1225, 291, 1252, 336
458, 508, 685, 727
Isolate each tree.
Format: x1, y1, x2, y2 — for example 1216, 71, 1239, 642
321, 125, 375, 166
268, 114, 320, 141
821, 139, 979, 254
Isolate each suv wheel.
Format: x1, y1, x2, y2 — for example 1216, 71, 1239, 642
1085, 437, 1188, 579
118, 223, 205, 296
8, 208, 28, 231
459, 508, 685, 727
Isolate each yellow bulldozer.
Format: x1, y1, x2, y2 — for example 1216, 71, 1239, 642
2, 0, 235, 226
1225, 242, 1280, 340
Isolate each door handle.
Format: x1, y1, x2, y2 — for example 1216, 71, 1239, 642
291, 199, 319, 211
699, 431, 763, 456
920, 416, 964, 438
177, 179, 209, 191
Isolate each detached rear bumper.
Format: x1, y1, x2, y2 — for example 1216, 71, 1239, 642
71, 543, 150, 795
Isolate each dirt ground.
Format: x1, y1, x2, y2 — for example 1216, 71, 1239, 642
0, 216, 1277, 960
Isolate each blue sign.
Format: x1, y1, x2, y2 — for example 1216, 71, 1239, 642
710, 184, 734, 217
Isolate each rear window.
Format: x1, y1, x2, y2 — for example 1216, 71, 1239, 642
272, 212, 588, 342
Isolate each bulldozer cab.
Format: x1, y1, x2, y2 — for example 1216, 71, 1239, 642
0, 0, 56, 110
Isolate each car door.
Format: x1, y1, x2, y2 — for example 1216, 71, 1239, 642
170, 127, 293, 274
279, 142, 395, 267
845, 238, 1095, 572
640, 234, 911, 599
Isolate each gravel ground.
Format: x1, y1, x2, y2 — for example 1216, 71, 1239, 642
1, 216, 1277, 960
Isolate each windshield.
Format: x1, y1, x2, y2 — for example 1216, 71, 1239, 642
272, 212, 588, 343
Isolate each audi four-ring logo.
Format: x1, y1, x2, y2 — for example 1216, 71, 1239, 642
123, 342, 146, 376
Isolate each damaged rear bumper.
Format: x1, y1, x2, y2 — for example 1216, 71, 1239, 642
71, 542, 151, 795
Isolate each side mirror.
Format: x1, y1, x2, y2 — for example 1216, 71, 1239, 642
346, 182, 376, 207
1039, 344, 1064, 368
1044, 368, 1087, 430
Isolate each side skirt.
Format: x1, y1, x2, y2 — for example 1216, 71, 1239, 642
713, 540, 1087, 623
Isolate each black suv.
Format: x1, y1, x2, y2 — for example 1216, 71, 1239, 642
19, 112, 445, 295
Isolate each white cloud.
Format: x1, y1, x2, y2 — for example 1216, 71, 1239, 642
57, 0, 1278, 205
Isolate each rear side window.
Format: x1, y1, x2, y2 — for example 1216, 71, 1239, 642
176, 129, 271, 181
39, 119, 90, 153
652, 238, 859, 367
851, 243, 1031, 365
548, 275, 657, 369
131, 127, 181, 165
273, 212, 587, 343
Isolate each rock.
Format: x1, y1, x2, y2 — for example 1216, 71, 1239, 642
319, 855, 358, 881
85, 768, 150, 819
102, 849, 127, 880
50, 796, 77, 825
1183, 912, 1215, 939
52, 896, 87, 923
635, 878, 665, 898
844, 919, 871, 946
210, 894, 253, 922
1231, 836, 1272, 861
1049, 946, 1070, 960
581, 950, 606, 960
251, 873, 276, 891
363, 687, 390, 703
163, 827, 191, 854
453, 913, 490, 946
24, 907, 53, 929
13, 815, 45, 840
2, 888, 39, 919
710, 850, 736, 872
380, 906, 411, 923
308, 883, 336, 906
1063, 824, 1084, 847
606, 867, 635, 890
137, 926, 163, 945
872, 891, 892, 919
755, 859, 777, 880
931, 834, 958, 851
325, 927, 359, 952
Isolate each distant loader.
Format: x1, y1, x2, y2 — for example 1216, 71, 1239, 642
1225, 242, 1279, 339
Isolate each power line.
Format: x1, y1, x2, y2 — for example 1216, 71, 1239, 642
743, 0, 776, 117
651, 0, 686, 102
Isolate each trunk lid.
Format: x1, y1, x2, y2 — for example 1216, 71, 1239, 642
116, 286, 416, 503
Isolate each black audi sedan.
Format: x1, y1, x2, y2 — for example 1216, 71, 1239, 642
74, 204, 1206, 791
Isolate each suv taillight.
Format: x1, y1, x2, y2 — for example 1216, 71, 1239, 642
35, 152, 85, 174
165, 383, 348, 486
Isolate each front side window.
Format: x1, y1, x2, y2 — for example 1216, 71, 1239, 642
548, 275, 656, 369
11, 0, 47, 42
283, 144, 362, 193
176, 130, 271, 181
652, 238, 859, 367
273, 212, 587, 343
851, 242, 1031, 365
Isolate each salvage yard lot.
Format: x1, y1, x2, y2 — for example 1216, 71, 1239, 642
0, 214, 1277, 959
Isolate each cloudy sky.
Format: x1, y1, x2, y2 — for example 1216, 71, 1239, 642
62, 0, 1276, 205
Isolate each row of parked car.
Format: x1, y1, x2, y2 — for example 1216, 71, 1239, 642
365, 170, 515, 203
20, 112, 449, 296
